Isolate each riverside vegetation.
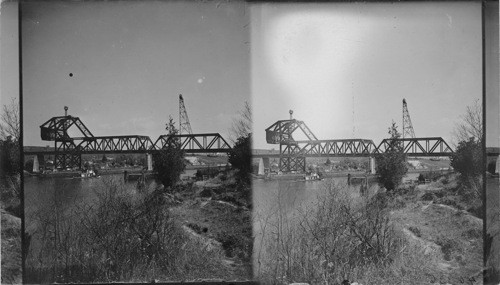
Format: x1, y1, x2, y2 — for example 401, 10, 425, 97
25, 170, 253, 283
1, 98, 22, 284
254, 173, 483, 285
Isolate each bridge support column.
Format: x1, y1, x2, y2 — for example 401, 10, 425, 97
33, 155, 40, 173
258, 157, 269, 175
147, 153, 153, 171
369, 156, 376, 174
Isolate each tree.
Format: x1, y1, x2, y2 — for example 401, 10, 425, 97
453, 99, 482, 145
230, 101, 252, 143
450, 137, 482, 185
375, 122, 408, 191
0, 97, 20, 142
0, 98, 20, 177
0, 98, 21, 216
450, 100, 483, 197
153, 116, 185, 189
0, 136, 20, 177
228, 133, 252, 184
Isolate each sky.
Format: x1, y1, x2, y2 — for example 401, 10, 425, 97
20, 1, 250, 146
0, 1, 19, 111
251, 2, 485, 150
0, 1, 498, 149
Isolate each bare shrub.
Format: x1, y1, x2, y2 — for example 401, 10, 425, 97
255, 181, 402, 284
26, 177, 230, 283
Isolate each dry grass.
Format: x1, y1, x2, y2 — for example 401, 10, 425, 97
254, 175, 483, 285
25, 176, 245, 283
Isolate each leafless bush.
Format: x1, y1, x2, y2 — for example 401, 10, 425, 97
255, 181, 402, 284
26, 177, 230, 283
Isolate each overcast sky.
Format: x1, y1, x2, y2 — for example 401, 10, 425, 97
1, 1, 498, 149
20, 1, 250, 146
251, 2, 485, 149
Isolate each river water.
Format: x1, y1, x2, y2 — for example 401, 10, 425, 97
24, 169, 198, 229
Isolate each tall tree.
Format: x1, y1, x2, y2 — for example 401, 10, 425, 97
153, 116, 185, 189
375, 122, 408, 191
0, 97, 20, 177
230, 101, 252, 143
453, 99, 483, 145
450, 137, 482, 182
0, 98, 20, 142
228, 133, 252, 185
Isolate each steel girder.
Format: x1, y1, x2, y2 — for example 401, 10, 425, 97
76, 136, 155, 153
289, 139, 378, 157
279, 156, 306, 173
34, 114, 233, 170
40, 116, 94, 141
154, 133, 231, 153
277, 143, 303, 172
265, 119, 318, 144
54, 140, 81, 170
40, 115, 94, 169
375, 137, 453, 156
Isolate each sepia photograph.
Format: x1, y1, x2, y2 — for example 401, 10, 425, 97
0, 1, 498, 284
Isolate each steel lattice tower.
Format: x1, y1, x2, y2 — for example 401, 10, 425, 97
402, 98, 416, 139
179, 94, 193, 135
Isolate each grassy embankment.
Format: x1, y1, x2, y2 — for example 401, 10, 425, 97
25, 171, 252, 283
486, 174, 500, 284
255, 172, 483, 285
1, 174, 22, 284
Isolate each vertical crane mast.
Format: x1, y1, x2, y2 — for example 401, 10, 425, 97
402, 98, 416, 139
179, 94, 193, 135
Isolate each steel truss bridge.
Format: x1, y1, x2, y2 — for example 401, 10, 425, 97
25, 114, 231, 169
265, 119, 454, 173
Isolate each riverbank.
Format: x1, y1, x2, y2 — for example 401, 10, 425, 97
1, 209, 21, 284
1, 174, 21, 284
386, 173, 483, 284
253, 171, 483, 284
167, 173, 253, 280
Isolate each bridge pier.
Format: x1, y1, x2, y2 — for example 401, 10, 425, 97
147, 153, 153, 171
279, 156, 306, 173
369, 156, 376, 174
33, 155, 40, 173
258, 157, 270, 175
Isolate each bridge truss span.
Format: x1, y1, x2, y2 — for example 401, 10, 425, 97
29, 111, 233, 170
286, 139, 379, 157
264, 115, 455, 173
76, 136, 155, 154
375, 137, 453, 157
154, 133, 232, 153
